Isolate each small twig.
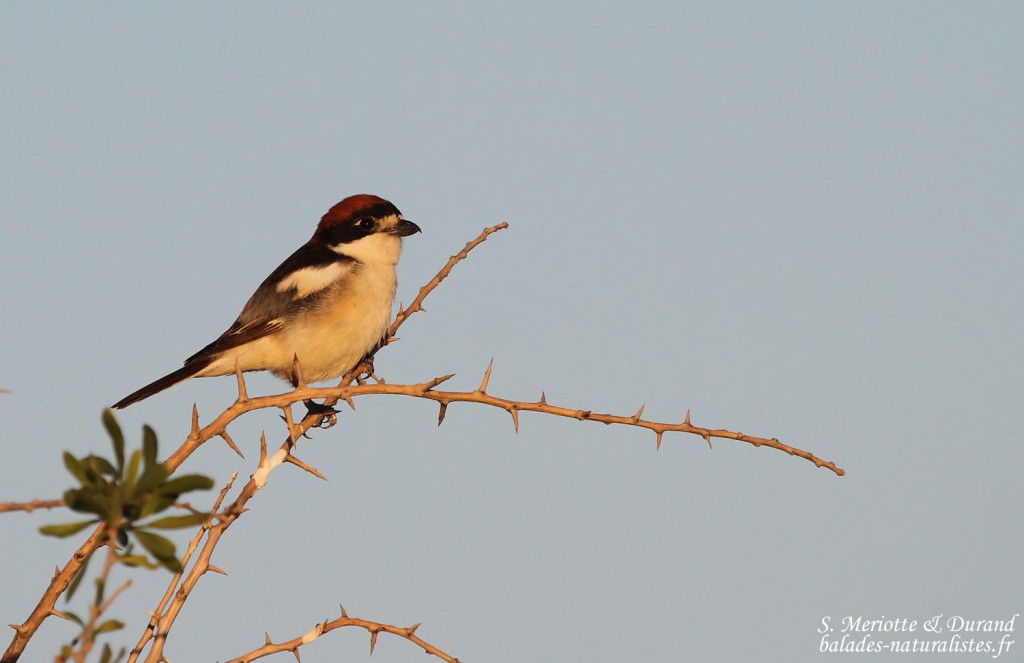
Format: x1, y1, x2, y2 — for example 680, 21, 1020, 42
386, 222, 508, 343
0, 499, 65, 514
62, 542, 129, 663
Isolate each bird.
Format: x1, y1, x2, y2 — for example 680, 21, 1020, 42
112, 194, 421, 409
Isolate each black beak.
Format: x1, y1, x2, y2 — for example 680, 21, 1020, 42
391, 218, 421, 237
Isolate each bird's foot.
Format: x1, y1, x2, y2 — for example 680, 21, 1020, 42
303, 399, 338, 417
303, 399, 338, 429
351, 356, 386, 385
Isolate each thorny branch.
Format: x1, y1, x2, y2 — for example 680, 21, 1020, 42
2, 524, 107, 662
226, 607, 458, 663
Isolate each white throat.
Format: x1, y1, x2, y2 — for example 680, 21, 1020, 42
332, 233, 403, 266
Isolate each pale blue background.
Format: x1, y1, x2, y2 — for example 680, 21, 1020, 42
2, 3, 1021, 662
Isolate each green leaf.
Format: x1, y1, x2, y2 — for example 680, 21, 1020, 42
66, 549, 94, 601
133, 463, 170, 498
83, 455, 118, 480
132, 529, 175, 558
102, 409, 125, 472
157, 556, 183, 573
122, 502, 141, 522
125, 449, 141, 490
64, 610, 84, 627
101, 644, 127, 663
95, 576, 106, 605
63, 452, 91, 487
158, 474, 215, 498
132, 529, 182, 572
95, 619, 125, 634
118, 553, 160, 570
64, 488, 113, 520
142, 425, 158, 469
144, 513, 209, 530
39, 519, 97, 538
138, 495, 175, 520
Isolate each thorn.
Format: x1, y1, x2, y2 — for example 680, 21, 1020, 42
259, 432, 268, 467
235, 358, 248, 402
265, 631, 273, 645
477, 358, 494, 393
425, 374, 455, 390
684, 409, 691, 426
292, 353, 307, 388
285, 453, 328, 480
656, 431, 664, 450
437, 402, 447, 427
292, 647, 301, 662
207, 564, 228, 576
341, 393, 356, 411
53, 566, 60, 580
340, 604, 348, 619
369, 630, 379, 655
48, 608, 70, 621
191, 404, 200, 437
282, 406, 298, 447
510, 407, 519, 433
9, 624, 25, 633
539, 391, 547, 405
220, 431, 244, 458
407, 622, 422, 636
633, 404, 645, 421
703, 433, 712, 449
419, 305, 427, 313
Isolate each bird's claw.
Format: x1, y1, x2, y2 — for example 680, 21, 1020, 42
304, 399, 338, 417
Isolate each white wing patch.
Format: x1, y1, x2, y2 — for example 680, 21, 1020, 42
275, 262, 352, 298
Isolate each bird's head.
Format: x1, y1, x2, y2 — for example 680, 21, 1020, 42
312, 194, 421, 265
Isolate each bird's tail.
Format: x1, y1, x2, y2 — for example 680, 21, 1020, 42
112, 362, 208, 409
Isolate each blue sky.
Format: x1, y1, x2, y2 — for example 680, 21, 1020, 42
1, 3, 1021, 661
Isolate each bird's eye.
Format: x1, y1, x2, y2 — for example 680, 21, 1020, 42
357, 218, 375, 231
